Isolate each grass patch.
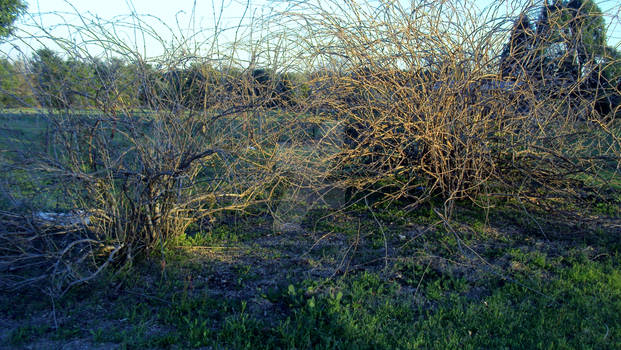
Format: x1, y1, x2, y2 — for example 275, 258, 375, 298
2, 202, 619, 348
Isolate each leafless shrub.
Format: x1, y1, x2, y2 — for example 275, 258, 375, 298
0, 0, 619, 295
285, 0, 620, 215
0, 3, 313, 295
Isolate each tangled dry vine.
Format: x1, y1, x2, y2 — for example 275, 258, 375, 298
0, 0, 619, 296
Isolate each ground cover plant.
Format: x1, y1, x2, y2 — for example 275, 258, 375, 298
1, 0, 620, 348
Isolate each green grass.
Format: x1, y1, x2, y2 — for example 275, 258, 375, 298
7, 256, 617, 349
2, 203, 619, 349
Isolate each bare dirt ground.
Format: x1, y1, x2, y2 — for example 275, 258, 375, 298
1, 207, 618, 349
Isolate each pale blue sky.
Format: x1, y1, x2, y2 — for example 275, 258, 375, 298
3, 0, 279, 60
2, 0, 620, 60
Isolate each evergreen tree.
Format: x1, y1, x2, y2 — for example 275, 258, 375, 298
532, 0, 607, 80
566, 0, 607, 67
30, 49, 74, 109
0, 0, 26, 38
502, 0, 619, 117
499, 14, 535, 78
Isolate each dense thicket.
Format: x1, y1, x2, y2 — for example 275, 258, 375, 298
0, 0, 619, 296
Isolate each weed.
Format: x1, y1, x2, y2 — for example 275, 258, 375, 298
8, 325, 50, 345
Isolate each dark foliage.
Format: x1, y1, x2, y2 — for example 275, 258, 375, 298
0, 0, 26, 38
29, 49, 76, 110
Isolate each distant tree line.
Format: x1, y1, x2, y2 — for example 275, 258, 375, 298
0, 50, 304, 112
0, 0, 619, 118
